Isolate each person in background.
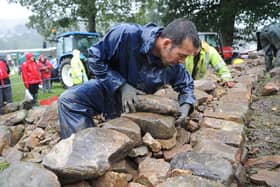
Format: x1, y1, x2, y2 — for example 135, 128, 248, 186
21, 53, 41, 106
70, 49, 88, 85
0, 57, 13, 114
185, 40, 235, 88
58, 18, 200, 138
38, 54, 53, 94
257, 23, 280, 71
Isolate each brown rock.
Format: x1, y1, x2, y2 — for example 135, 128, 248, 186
194, 89, 210, 105
64, 181, 92, 187
249, 169, 280, 186
154, 87, 178, 100
201, 117, 243, 134
142, 133, 161, 153
128, 146, 149, 158
138, 157, 170, 186
128, 182, 146, 187
191, 128, 244, 147
262, 82, 279, 96
2, 147, 23, 164
245, 155, 280, 169
0, 126, 12, 155
194, 79, 217, 92
176, 128, 190, 145
170, 169, 192, 177
185, 120, 200, 132
157, 131, 177, 150
136, 95, 179, 115
102, 117, 141, 145
9, 125, 25, 146
92, 171, 128, 187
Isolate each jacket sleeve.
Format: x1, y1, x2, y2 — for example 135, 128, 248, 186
21, 64, 29, 88
171, 64, 196, 109
208, 47, 232, 81
88, 27, 126, 93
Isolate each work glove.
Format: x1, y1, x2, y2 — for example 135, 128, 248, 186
175, 104, 191, 127
120, 83, 145, 113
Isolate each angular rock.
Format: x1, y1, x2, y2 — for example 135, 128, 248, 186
0, 110, 27, 126
193, 140, 239, 163
201, 117, 243, 134
102, 117, 141, 145
270, 66, 280, 78
194, 89, 210, 105
156, 176, 225, 187
43, 128, 134, 183
204, 101, 248, 123
185, 120, 200, 132
128, 182, 146, 187
138, 157, 170, 186
143, 132, 161, 153
249, 169, 280, 186
0, 126, 12, 154
262, 82, 279, 96
0, 162, 60, 187
194, 79, 217, 92
170, 151, 233, 185
245, 155, 280, 169
154, 87, 178, 100
25, 106, 47, 124
2, 147, 23, 164
176, 128, 190, 145
156, 131, 177, 150
135, 95, 179, 115
64, 181, 92, 187
163, 144, 192, 161
128, 146, 149, 158
122, 112, 176, 139
170, 169, 192, 177
9, 125, 25, 146
91, 171, 128, 187
37, 102, 59, 129
111, 159, 138, 177
191, 128, 244, 147
2, 102, 20, 114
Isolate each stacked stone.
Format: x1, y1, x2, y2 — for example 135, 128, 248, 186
0, 55, 270, 186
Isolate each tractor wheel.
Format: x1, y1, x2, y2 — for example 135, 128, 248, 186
59, 58, 73, 88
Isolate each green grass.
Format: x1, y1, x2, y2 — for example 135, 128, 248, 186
9, 71, 65, 103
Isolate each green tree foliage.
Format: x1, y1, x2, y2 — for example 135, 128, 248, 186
8, 0, 148, 38
160, 0, 280, 46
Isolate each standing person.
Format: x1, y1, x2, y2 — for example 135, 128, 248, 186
0, 57, 13, 114
38, 54, 53, 94
70, 49, 88, 85
185, 40, 235, 87
58, 18, 200, 138
21, 53, 41, 106
257, 23, 280, 71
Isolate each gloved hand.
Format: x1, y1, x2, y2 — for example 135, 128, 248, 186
175, 104, 191, 126
120, 83, 145, 113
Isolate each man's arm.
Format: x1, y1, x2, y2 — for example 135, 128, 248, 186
88, 26, 127, 93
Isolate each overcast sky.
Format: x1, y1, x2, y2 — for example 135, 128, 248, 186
0, 0, 31, 20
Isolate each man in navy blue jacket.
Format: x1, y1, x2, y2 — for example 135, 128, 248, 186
58, 18, 200, 138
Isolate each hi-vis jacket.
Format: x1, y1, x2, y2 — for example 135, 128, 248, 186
71, 49, 88, 85
185, 41, 232, 81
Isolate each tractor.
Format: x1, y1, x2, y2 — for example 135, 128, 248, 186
56, 31, 101, 88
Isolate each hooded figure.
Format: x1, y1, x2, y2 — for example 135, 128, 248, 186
71, 49, 88, 85
38, 54, 53, 94
257, 23, 280, 71
58, 19, 200, 138
21, 53, 41, 106
0, 58, 12, 114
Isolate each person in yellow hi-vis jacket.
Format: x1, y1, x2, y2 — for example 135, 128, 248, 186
185, 40, 235, 87
71, 49, 88, 85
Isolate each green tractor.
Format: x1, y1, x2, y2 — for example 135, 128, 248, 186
56, 32, 101, 88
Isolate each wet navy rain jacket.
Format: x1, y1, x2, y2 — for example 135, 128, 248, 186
58, 23, 196, 138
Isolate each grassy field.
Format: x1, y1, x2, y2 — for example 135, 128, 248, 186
10, 71, 65, 104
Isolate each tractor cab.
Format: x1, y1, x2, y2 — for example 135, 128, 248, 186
56, 32, 101, 88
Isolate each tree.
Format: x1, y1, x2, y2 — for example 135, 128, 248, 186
8, 0, 144, 38
160, 0, 280, 46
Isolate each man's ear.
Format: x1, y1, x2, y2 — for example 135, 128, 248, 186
162, 38, 172, 48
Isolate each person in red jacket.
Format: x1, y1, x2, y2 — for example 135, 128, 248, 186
0, 57, 13, 114
38, 54, 53, 94
21, 53, 41, 106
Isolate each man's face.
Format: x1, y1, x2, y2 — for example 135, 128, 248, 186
160, 37, 198, 66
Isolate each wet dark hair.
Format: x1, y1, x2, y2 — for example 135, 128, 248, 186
161, 18, 200, 49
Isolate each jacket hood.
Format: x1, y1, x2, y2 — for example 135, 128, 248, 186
25, 53, 34, 62
140, 23, 163, 54
38, 54, 45, 62
72, 49, 80, 60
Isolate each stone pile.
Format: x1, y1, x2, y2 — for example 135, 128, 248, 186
0, 54, 273, 186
